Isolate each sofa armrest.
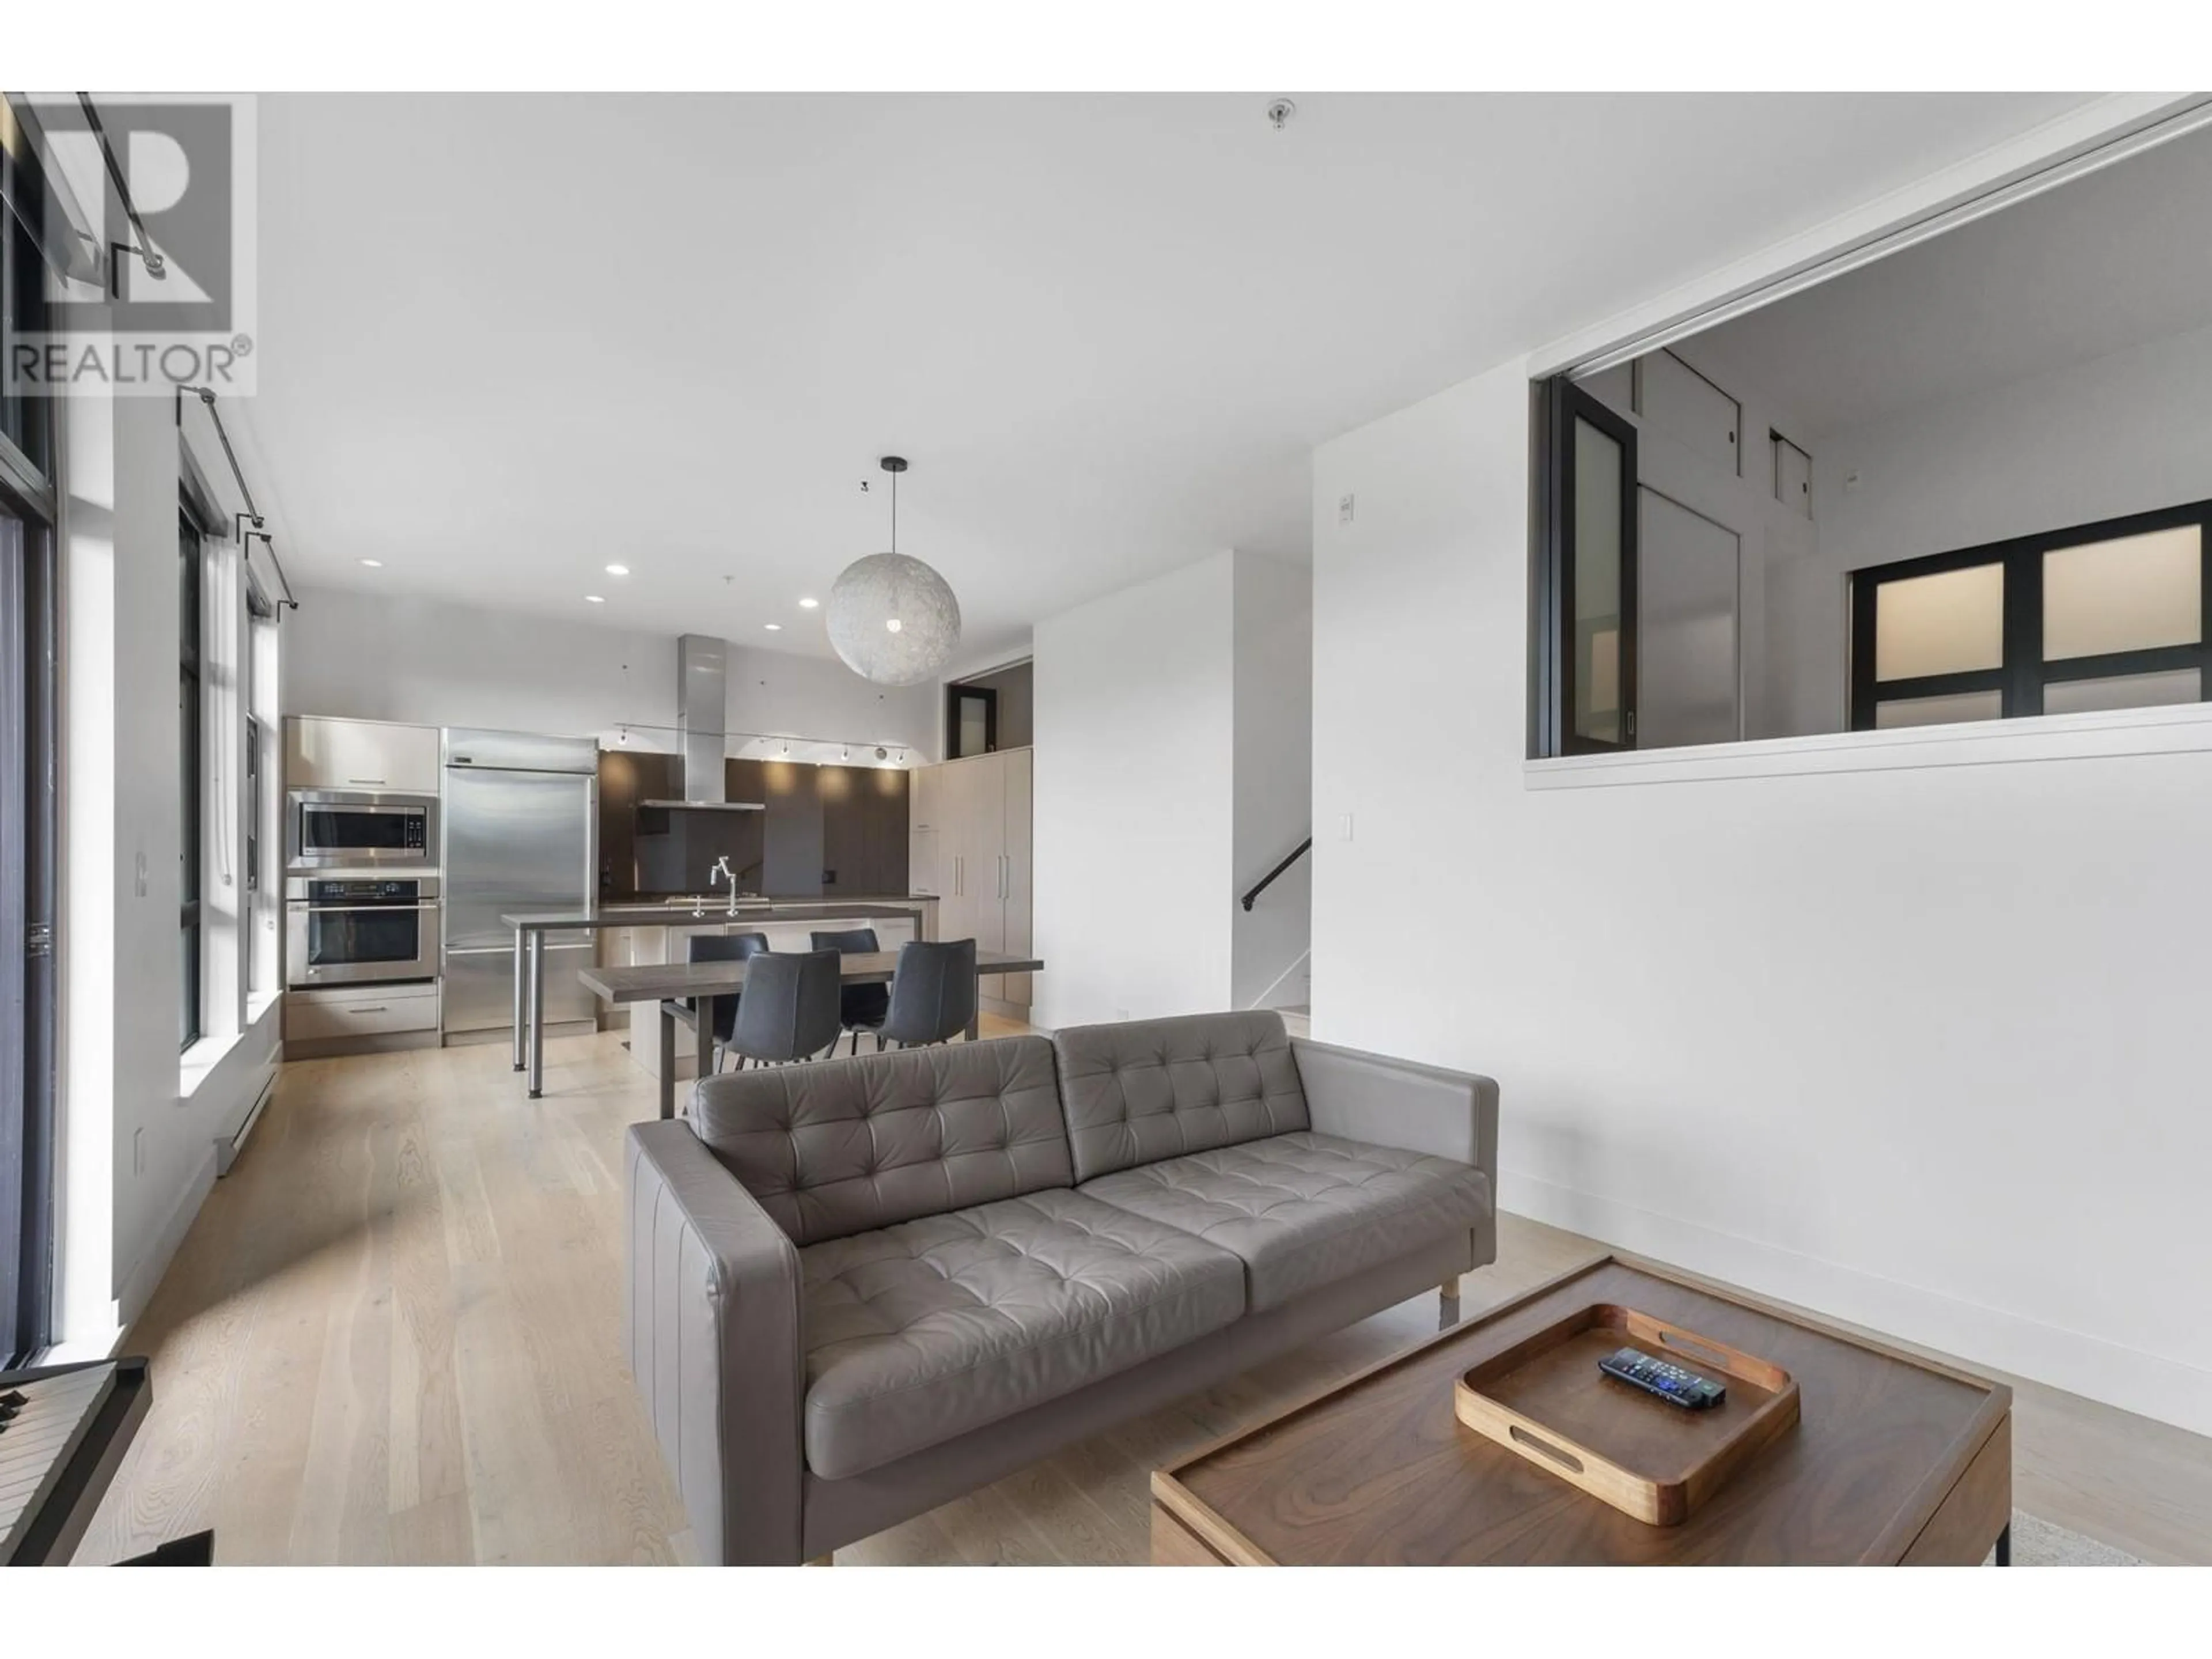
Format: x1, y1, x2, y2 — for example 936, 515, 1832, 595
625, 1119, 805, 1565
1291, 1037, 1500, 1266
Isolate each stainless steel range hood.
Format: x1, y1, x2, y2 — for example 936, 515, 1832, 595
640, 634, 766, 812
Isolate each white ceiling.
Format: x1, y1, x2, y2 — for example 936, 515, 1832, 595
240, 92, 2097, 660
1679, 120, 2212, 442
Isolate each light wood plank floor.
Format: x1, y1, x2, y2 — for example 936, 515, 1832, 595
74, 1027, 2212, 1565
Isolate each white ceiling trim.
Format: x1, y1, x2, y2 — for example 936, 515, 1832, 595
1532, 92, 2212, 381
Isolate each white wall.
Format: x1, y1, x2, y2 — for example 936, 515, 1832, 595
281, 586, 939, 759
1769, 316, 2212, 736
1315, 358, 2212, 1435
724, 642, 939, 762
1033, 554, 1236, 1028
1230, 551, 1312, 1009
55, 381, 281, 1354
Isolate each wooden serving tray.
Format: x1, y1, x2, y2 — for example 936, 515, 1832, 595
1452, 1302, 1799, 1526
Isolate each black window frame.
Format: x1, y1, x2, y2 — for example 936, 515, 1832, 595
1533, 374, 1641, 757
1849, 497, 2212, 730
179, 509, 204, 1051
2, 94, 66, 1366
1, 464, 57, 1369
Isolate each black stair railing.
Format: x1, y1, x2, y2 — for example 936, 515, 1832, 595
1240, 837, 1313, 912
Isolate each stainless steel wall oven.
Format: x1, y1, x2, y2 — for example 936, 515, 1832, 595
285, 876, 441, 987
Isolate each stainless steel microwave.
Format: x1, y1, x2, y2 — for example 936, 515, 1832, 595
286, 788, 438, 871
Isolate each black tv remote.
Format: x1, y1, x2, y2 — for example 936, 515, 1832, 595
1597, 1346, 1726, 1410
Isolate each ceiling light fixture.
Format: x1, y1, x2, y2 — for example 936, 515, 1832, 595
359, 558, 383, 568
827, 456, 961, 686
764, 622, 782, 631
798, 596, 819, 609
585, 594, 605, 604
605, 563, 630, 576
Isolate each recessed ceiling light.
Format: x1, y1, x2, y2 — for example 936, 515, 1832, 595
359, 558, 383, 568
604, 563, 629, 575
798, 596, 819, 609
884, 618, 903, 633
764, 622, 782, 631
584, 594, 605, 604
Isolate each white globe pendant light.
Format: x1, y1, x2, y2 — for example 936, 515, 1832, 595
826, 456, 961, 686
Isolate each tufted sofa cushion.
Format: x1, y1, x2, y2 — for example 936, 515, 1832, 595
1078, 1131, 1491, 1310
689, 1035, 1070, 1246
1051, 1010, 1309, 1184
798, 1190, 1247, 1479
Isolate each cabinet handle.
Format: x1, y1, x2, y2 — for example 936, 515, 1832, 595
347, 778, 387, 786
998, 854, 1008, 900
349, 1005, 389, 1014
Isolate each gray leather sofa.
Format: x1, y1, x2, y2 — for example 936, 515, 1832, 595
624, 1009, 1498, 1565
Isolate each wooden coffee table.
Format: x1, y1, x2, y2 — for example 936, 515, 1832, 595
1151, 1255, 2012, 1566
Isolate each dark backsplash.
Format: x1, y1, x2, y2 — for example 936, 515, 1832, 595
598, 750, 910, 900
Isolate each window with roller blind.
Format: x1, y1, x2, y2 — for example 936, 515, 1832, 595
1850, 499, 2212, 730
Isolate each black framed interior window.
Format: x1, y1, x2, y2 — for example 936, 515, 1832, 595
946, 682, 998, 759
1850, 498, 2212, 730
180, 512, 203, 1050
1534, 376, 1640, 756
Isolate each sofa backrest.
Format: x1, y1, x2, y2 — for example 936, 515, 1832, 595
688, 1035, 1071, 1245
1051, 1010, 1309, 1183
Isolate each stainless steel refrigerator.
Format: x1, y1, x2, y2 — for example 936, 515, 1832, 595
440, 728, 599, 1039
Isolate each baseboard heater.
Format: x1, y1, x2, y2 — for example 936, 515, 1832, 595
216, 1066, 277, 1177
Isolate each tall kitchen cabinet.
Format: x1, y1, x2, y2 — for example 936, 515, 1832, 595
911, 749, 1031, 1014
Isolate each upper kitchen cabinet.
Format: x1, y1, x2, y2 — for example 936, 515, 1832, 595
285, 715, 442, 794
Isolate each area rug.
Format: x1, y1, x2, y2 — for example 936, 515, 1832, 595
1993, 1510, 2146, 1566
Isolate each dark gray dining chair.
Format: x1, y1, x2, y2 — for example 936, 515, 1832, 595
724, 949, 843, 1069
873, 938, 978, 1051
679, 932, 769, 1071
812, 927, 891, 1055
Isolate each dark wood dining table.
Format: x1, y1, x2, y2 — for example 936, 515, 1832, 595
577, 949, 1045, 1119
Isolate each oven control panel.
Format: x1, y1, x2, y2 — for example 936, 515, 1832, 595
303, 878, 425, 904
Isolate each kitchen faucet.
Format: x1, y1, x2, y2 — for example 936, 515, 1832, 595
708, 855, 740, 916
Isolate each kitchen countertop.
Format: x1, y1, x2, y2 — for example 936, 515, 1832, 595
502, 897, 934, 930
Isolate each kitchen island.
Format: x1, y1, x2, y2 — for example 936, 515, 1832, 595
502, 896, 935, 1096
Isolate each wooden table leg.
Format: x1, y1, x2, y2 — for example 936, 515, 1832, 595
658, 1001, 677, 1120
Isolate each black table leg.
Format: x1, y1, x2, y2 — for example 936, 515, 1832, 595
658, 1001, 677, 1121
694, 999, 716, 1101
1994, 1522, 2012, 1566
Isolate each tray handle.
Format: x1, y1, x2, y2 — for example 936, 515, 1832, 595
1508, 1423, 1585, 1475
1648, 1324, 1736, 1373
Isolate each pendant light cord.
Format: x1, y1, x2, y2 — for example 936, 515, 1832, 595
890, 465, 898, 553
